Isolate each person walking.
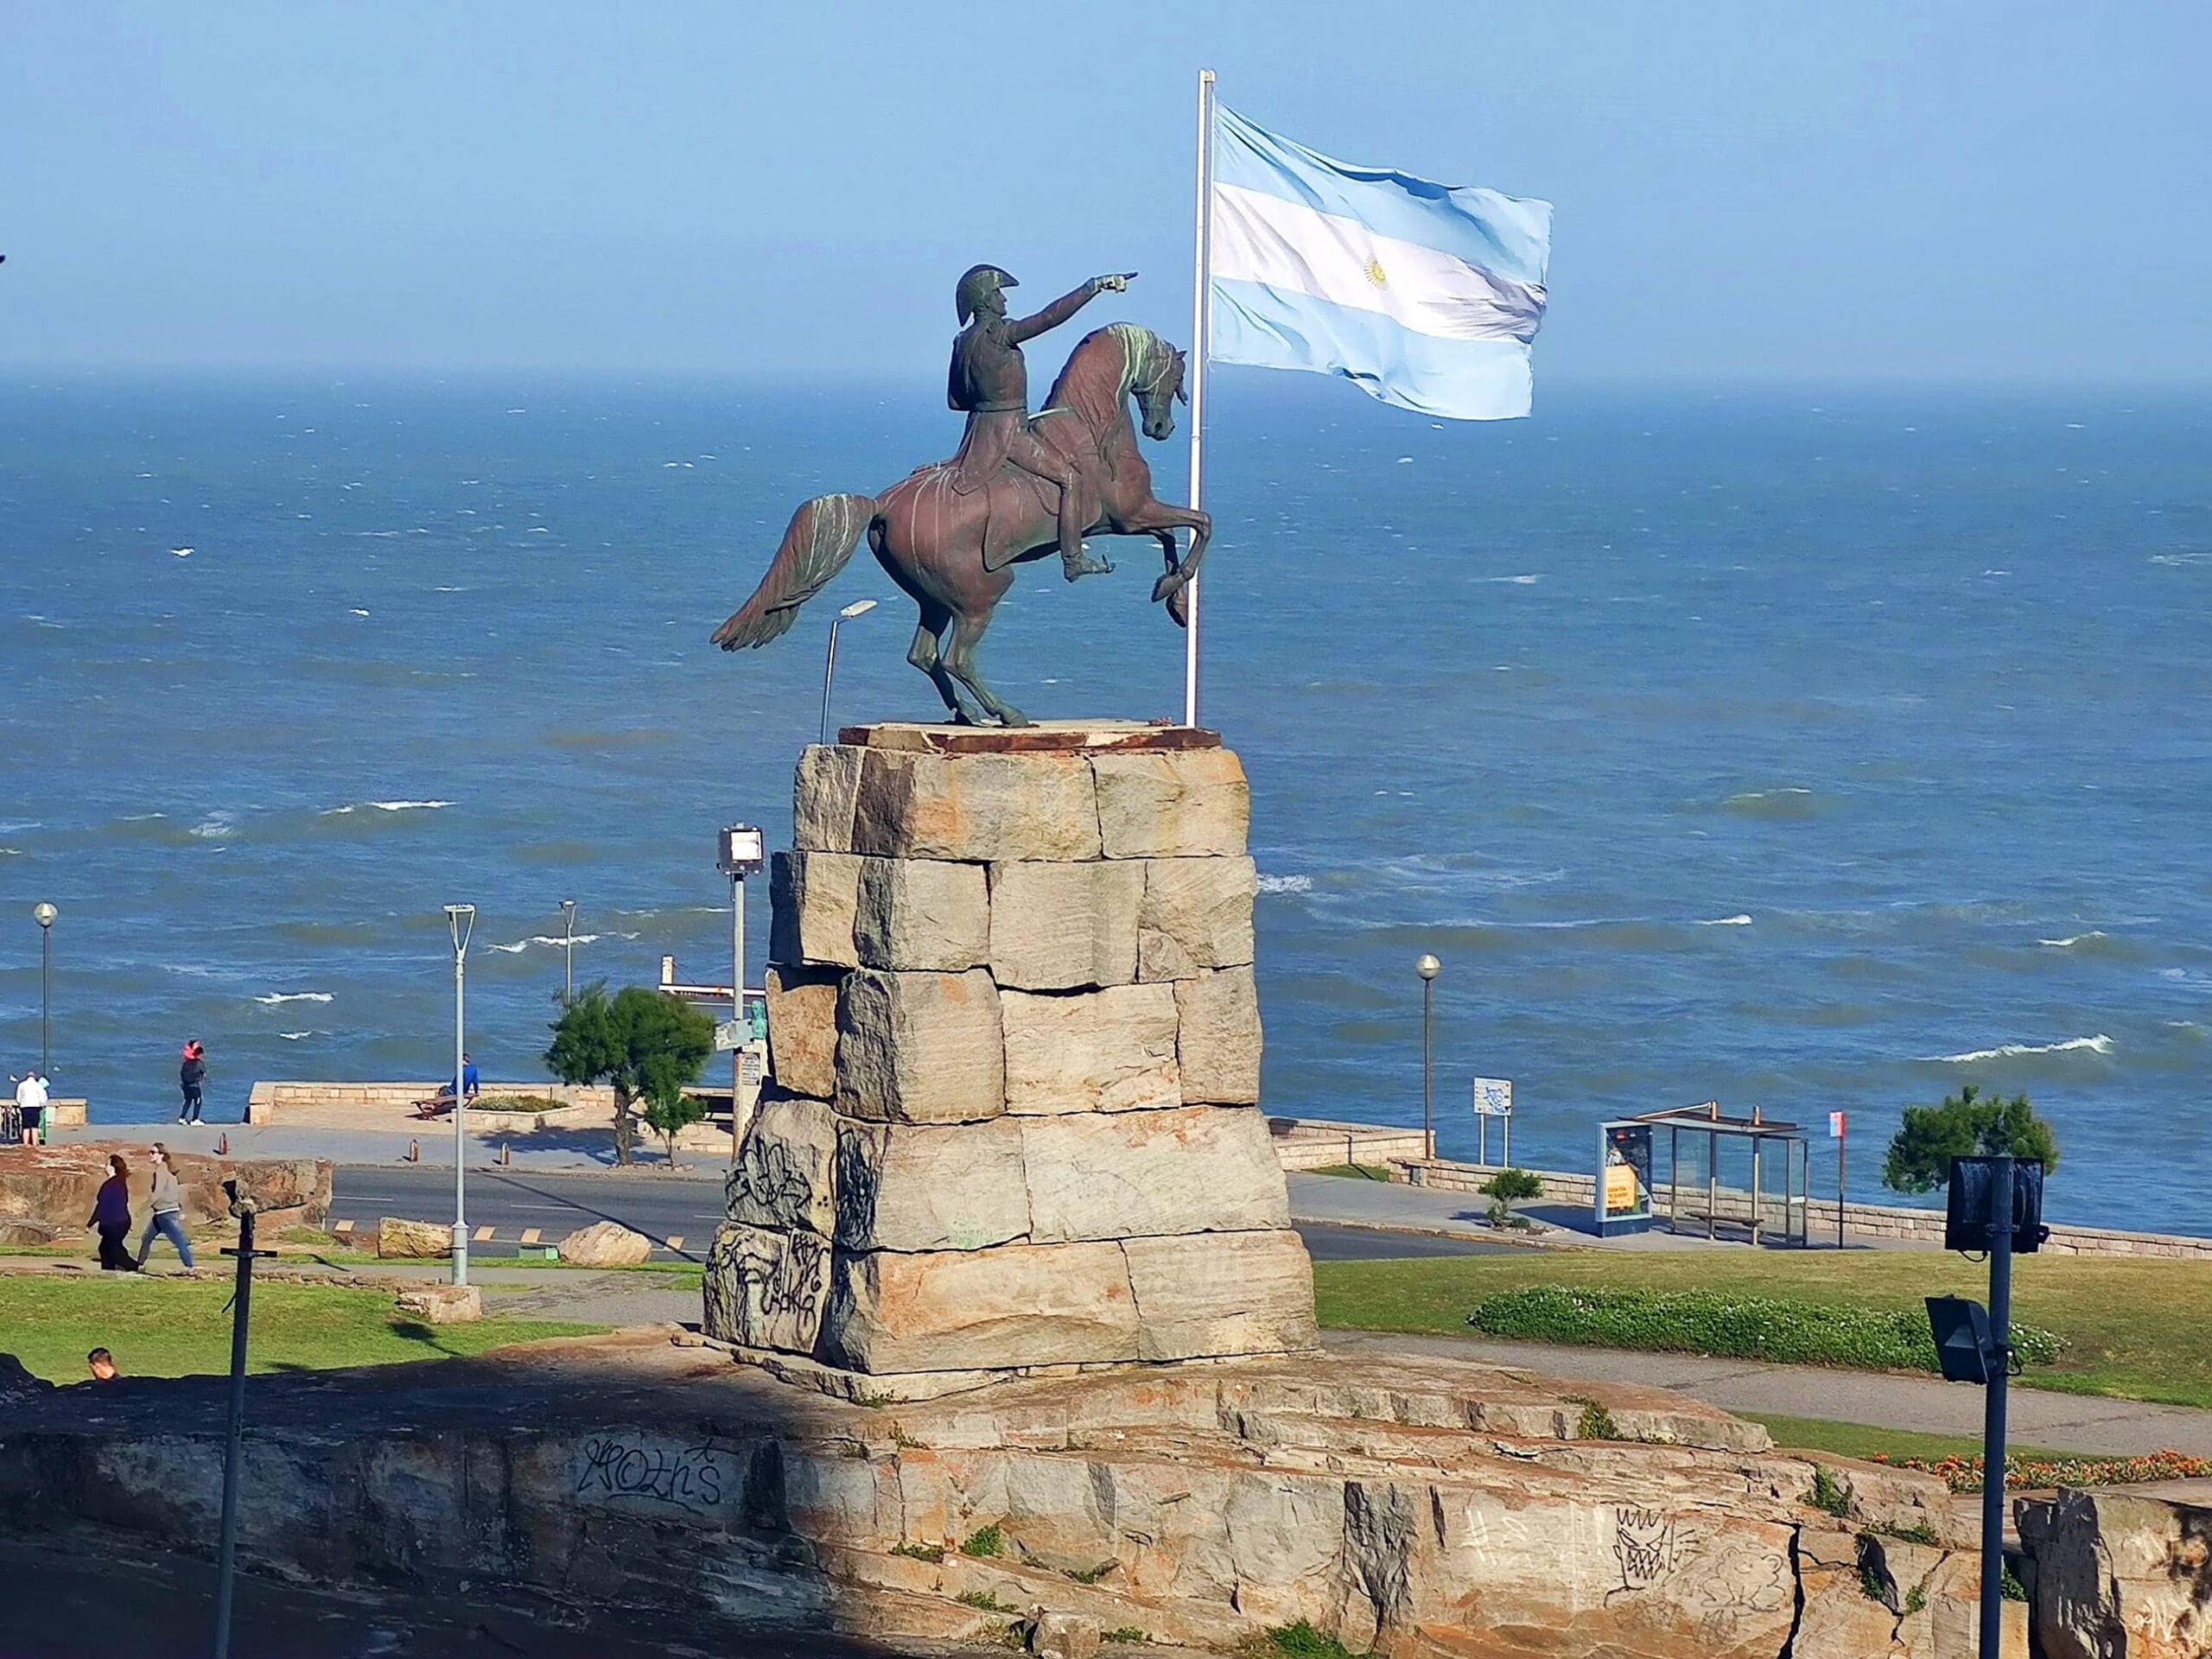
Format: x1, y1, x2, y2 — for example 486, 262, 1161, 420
12, 1068, 49, 1147
87, 1154, 138, 1272
178, 1039, 207, 1125
134, 1143, 195, 1272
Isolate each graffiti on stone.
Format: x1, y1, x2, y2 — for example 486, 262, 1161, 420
728, 1135, 819, 1231
575, 1433, 734, 1519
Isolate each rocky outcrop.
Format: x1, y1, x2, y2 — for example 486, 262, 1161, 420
394, 1284, 482, 1324
0, 1331, 1991, 1658
710, 726, 1313, 1379
0, 1146, 331, 1235
2018, 1483, 2212, 1659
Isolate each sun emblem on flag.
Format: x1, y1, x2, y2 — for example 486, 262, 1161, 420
1364, 257, 1389, 289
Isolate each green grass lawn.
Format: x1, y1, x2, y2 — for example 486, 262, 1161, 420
0, 1275, 606, 1384
1743, 1414, 2067, 1465
1313, 1249, 2212, 1409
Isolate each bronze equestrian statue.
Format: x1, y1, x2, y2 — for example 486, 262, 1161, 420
714, 270, 1211, 728
949, 264, 1128, 582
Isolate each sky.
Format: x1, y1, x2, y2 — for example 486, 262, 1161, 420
4, 1, 2208, 383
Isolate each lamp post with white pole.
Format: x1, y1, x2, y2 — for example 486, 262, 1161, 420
559, 899, 577, 1004
820, 598, 878, 746
32, 902, 57, 1077
1416, 954, 1441, 1161
444, 904, 475, 1287
716, 826, 766, 1159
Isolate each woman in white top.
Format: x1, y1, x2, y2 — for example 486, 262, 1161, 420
135, 1142, 198, 1271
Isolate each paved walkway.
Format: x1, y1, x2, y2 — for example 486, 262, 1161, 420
1325, 1330, 2212, 1459
50, 1121, 668, 1173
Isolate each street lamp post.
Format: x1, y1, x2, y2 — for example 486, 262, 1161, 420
717, 826, 767, 1158
820, 598, 878, 746
559, 899, 577, 1003
32, 902, 57, 1077
444, 904, 475, 1287
1416, 954, 1441, 1161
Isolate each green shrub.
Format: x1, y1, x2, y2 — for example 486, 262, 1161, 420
2000, 1565, 2029, 1602
1807, 1466, 1853, 1517
891, 1541, 944, 1562
958, 1522, 1005, 1560
1480, 1166, 1545, 1226
1102, 1630, 1151, 1646
1468, 1286, 2061, 1373
1885, 1083, 2059, 1195
956, 1589, 1013, 1612
1265, 1623, 1357, 1659
1567, 1395, 1620, 1440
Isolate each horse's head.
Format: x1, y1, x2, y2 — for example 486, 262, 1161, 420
1128, 329, 1187, 443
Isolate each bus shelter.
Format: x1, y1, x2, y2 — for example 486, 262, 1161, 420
1598, 1103, 1810, 1247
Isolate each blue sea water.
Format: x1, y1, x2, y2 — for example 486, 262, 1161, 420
2, 373, 2207, 1234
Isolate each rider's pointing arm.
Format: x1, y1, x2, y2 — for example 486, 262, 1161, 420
1007, 272, 1136, 346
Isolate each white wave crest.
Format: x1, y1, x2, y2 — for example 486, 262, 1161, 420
189, 816, 235, 839
278, 1030, 315, 1040
1934, 1034, 2112, 1065
1256, 873, 1313, 894
323, 800, 454, 816
1696, 914, 1754, 926
254, 991, 334, 1006
2036, 931, 2107, 948
493, 931, 639, 954
1484, 574, 1542, 585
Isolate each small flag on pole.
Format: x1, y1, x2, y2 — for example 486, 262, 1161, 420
1206, 105, 1552, 420
1829, 1111, 1847, 1139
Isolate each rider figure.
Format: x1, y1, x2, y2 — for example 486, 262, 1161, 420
947, 264, 1134, 581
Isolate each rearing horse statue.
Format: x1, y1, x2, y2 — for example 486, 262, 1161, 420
712, 323, 1211, 727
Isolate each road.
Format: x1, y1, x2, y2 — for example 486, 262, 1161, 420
328, 1166, 1514, 1262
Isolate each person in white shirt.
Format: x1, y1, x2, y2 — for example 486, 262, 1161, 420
13, 1069, 49, 1147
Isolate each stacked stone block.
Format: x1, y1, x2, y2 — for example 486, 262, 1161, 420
705, 726, 1316, 1376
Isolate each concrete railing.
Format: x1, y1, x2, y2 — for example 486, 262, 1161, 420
1268, 1116, 1431, 1171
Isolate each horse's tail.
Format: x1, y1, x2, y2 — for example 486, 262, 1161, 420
711, 493, 877, 651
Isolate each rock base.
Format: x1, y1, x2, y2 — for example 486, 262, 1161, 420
0, 1332, 1983, 1658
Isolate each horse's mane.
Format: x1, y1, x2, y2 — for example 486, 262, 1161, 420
1041, 322, 1160, 424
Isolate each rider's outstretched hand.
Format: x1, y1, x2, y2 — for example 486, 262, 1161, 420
1093, 271, 1137, 294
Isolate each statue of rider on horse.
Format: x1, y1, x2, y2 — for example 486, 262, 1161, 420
946, 264, 1132, 582
714, 264, 1210, 728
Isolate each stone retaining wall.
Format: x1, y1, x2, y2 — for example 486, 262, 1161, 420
1394, 1156, 2212, 1258
705, 725, 1317, 1376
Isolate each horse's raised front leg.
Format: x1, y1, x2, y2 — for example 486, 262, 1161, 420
1116, 500, 1212, 612
942, 609, 1029, 728
908, 607, 977, 725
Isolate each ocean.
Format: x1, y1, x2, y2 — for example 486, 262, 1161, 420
3, 373, 2207, 1234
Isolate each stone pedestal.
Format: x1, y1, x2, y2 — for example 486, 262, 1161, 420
706, 721, 1315, 1377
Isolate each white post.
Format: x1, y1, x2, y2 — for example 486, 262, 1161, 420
447, 906, 473, 1287
1183, 67, 1217, 731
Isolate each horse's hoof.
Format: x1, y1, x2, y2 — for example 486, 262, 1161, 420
1151, 571, 1184, 604
1166, 590, 1189, 629
998, 709, 1033, 729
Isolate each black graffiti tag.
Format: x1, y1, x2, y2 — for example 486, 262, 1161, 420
575, 1435, 730, 1517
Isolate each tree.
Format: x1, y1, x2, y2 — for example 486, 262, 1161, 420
1480, 1167, 1545, 1228
545, 982, 715, 1166
1882, 1084, 2060, 1196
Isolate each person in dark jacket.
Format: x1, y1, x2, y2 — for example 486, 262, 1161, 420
178, 1039, 207, 1125
87, 1154, 138, 1271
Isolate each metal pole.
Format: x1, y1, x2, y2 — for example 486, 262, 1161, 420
1477, 1111, 1485, 1169
211, 1205, 257, 1659
1182, 67, 1216, 729
1707, 1128, 1718, 1240
731, 870, 746, 1162
562, 900, 575, 1004
40, 923, 51, 1077
1838, 1119, 1848, 1249
1751, 1139, 1762, 1246
820, 618, 842, 748
1502, 1107, 1510, 1169
452, 930, 467, 1287
1421, 976, 1434, 1161
1980, 1154, 2014, 1659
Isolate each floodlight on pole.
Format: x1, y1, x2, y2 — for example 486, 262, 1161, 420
444, 903, 476, 1287
32, 902, 57, 1078
718, 826, 767, 1160
1415, 954, 1440, 1161
821, 597, 879, 746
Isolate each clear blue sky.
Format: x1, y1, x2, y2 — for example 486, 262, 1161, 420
5, 0, 2206, 382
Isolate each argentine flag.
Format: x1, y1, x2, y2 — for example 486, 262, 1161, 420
1208, 106, 1552, 420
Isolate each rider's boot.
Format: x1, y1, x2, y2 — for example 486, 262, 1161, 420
1055, 478, 1109, 582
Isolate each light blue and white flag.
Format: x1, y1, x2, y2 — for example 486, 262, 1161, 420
1208, 105, 1552, 420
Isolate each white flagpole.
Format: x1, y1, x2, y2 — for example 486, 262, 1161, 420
1183, 67, 1216, 730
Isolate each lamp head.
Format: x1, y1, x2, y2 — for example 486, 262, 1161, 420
444, 902, 476, 952
33, 902, 58, 929
717, 823, 766, 878
838, 598, 879, 620
1415, 953, 1441, 982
